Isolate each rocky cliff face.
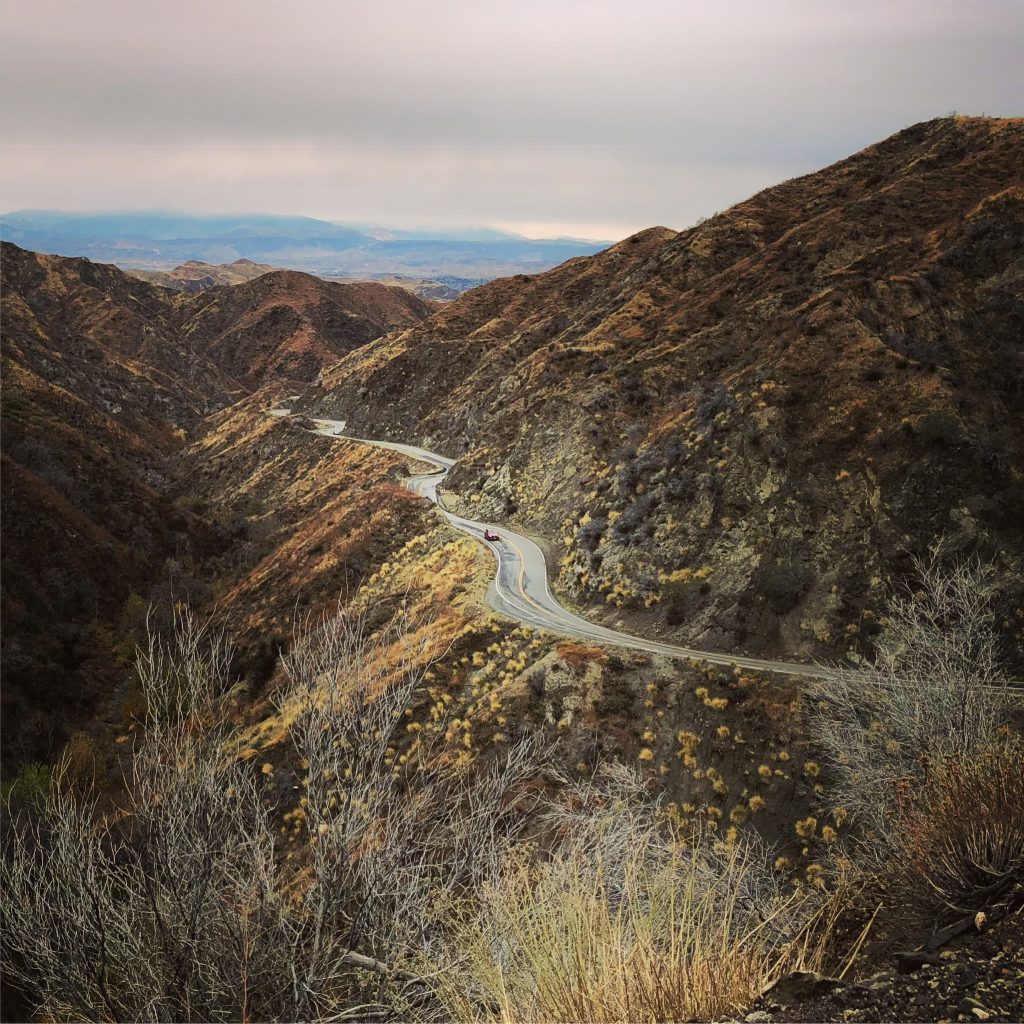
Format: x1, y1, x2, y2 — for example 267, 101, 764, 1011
302, 117, 1024, 664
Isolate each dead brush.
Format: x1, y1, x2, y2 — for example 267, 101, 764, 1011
893, 735, 1024, 927
422, 763, 847, 1024
805, 556, 1011, 863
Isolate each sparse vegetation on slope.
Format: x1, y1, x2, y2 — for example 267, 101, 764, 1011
303, 116, 1024, 668
428, 763, 841, 1024
805, 559, 1022, 945
0, 244, 431, 773
1, 607, 538, 1022
13, 559, 1015, 1023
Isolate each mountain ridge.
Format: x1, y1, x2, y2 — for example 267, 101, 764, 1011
127, 258, 278, 292
3, 121, 1023, 1023
300, 115, 1024, 665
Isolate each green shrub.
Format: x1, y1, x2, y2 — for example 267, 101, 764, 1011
60, 732, 103, 791
1, 763, 53, 809
758, 563, 811, 613
917, 411, 962, 446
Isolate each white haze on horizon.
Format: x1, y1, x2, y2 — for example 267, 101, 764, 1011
1, 0, 1021, 240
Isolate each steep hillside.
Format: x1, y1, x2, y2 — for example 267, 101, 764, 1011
179, 271, 431, 389
1, 244, 239, 415
0, 244, 430, 768
172, 391, 440, 665
0, 245, 233, 765
303, 116, 1024, 664
127, 258, 277, 292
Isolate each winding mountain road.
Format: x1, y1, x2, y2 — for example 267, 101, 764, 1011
270, 406, 1024, 699
266, 406, 1023, 698
271, 407, 832, 679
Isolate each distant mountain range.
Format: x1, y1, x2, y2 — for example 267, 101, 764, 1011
124, 259, 485, 301
0, 210, 611, 280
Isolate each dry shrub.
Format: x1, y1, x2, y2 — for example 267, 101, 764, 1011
436, 845, 764, 1023
805, 557, 1010, 861
894, 735, 1024, 924
120, 685, 149, 730
1, 603, 546, 1023
555, 641, 606, 673
4, 601, 862, 1023
425, 764, 836, 1024
58, 731, 102, 791
279, 604, 544, 968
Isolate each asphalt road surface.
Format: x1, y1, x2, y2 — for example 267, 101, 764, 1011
270, 408, 830, 679
267, 406, 1022, 698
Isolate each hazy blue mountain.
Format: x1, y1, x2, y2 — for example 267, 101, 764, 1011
1, 210, 370, 242
0, 210, 612, 279
335, 222, 531, 242
0, 211, 370, 265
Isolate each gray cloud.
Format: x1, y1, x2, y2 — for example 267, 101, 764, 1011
1, 0, 1021, 237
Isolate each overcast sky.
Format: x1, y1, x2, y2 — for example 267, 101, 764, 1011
1, 0, 1021, 239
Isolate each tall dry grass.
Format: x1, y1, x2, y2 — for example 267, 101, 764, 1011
423, 764, 838, 1024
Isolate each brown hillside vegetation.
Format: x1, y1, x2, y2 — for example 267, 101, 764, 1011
1, 245, 236, 766
0, 244, 430, 767
127, 258, 278, 292
304, 117, 1024, 665
172, 390, 440, 670
178, 270, 431, 389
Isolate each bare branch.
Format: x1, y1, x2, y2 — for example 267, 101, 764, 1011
806, 557, 1010, 860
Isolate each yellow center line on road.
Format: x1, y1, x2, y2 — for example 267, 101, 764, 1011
501, 534, 566, 623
